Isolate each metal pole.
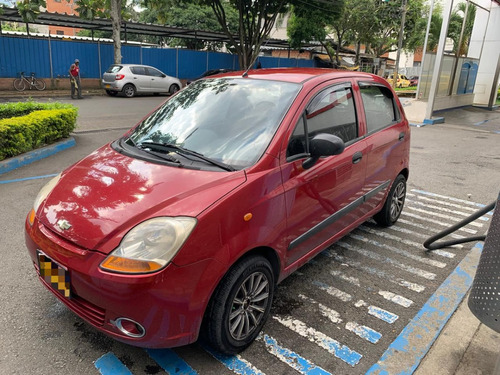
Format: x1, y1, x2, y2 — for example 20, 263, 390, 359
416, 0, 436, 99
448, 0, 470, 96
488, 50, 500, 108
393, 0, 408, 89
98, 41, 102, 79
48, 34, 53, 79
425, 0, 455, 120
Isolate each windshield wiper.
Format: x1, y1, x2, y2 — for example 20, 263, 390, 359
132, 139, 181, 164
138, 141, 236, 172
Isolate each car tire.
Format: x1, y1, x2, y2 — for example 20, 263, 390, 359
169, 84, 180, 95
106, 90, 118, 97
123, 84, 136, 98
374, 174, 406, 227
203, 255, 274, 354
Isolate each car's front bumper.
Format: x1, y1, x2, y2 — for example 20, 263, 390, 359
25, 216, 223, 348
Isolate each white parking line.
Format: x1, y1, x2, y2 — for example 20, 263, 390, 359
350, 231, 447, 268
402, 212, 478, 234
406, 206, 483, 228
273, 316, 363, 366
337, 241, 437, 280
325, 251, 426, 292
378, 291, 414, 307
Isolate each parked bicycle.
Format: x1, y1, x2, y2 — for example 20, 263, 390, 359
13, 72, 46, 91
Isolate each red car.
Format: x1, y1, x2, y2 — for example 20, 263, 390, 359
25, 68, 410, 354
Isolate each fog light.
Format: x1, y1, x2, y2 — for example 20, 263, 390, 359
112, 317, 145, 338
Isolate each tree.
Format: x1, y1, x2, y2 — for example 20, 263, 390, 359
209, 0, 289, 69
138, 3, 238, 50
287, 0, 344, 65
146, 0, 290, 69
16, 0, 46, 23
75, 0, 136, 64
448, 2, 476, 56
362, 0, 425, 58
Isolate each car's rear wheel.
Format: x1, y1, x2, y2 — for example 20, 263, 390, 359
169, 84, 180, 95
374, 174, 406, 227
123, 84, 136, 98
203, 256, 274, 354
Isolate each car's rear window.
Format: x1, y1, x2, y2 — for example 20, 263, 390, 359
106, 65, 123, 73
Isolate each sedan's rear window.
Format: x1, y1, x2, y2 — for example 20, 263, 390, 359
106, 65, 123, 73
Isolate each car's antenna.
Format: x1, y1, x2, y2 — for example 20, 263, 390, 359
242, 36, 272, 78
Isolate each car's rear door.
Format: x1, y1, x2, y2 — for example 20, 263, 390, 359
356, 81, 410, 211
129, 66, 150, 92
281, 81, 369, 267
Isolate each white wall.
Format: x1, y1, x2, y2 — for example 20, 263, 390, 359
472, 3, 500, 106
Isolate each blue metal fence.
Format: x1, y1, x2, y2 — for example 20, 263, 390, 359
0, 35, 315, 79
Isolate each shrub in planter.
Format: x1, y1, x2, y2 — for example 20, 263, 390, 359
0, 102, 78, 161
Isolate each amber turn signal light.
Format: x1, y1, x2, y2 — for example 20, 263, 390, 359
28, 208, 36, 226
100, 256, 162, 273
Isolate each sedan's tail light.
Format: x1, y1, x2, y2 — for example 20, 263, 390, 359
115, 74, 125, 80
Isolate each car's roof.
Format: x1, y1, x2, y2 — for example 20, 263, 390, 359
216, 68, 377, 84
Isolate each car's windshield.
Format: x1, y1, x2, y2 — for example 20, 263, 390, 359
128, 78, 301, 169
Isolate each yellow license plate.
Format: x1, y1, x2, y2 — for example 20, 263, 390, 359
37, 251, 71, 299
105, 84, 111, 89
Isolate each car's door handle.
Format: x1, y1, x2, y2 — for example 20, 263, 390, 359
133, 77, 137, 79
352, 151, 363, 164
399, 132, 405, 141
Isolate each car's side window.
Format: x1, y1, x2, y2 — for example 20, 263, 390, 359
131, 66, 146, 75
286, 115, 307, 159
286, 84, 357, 160
306, 85, 357, 143
147, 68, 163, 77
359, 84, 400, 133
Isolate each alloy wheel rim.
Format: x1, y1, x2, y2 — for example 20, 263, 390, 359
390, 182, 406, 221
229, 271, 270, 341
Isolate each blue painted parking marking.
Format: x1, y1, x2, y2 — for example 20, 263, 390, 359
0, 173, 58, 184
146, 348, 198, 375
94, 352, 133, 375
261, 334, 331, 375
0, 137, 75, 175
204, 345, 266, 375
365, 242, 483, 374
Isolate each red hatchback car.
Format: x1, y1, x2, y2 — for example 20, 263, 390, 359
25, 68, 410, 354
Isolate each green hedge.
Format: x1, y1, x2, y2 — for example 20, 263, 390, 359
0, 102, 78, 161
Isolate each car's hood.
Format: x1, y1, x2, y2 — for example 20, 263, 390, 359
38, 144, 246, 251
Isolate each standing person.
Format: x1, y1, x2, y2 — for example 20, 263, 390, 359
68, 59, 83, 99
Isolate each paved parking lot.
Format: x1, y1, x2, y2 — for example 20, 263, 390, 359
1, 96, 499, 375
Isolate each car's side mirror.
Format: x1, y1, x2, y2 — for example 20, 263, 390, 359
303, 134, 345, 170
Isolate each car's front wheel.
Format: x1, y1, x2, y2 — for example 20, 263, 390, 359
122, 84, 136, 98
203, 256, 275, 354
374, 174, 406, 227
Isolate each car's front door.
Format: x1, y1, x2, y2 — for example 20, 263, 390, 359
147, 67, 166, 92
281, 82, 369, 267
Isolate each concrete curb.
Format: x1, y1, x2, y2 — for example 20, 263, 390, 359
0, 137, 76, 175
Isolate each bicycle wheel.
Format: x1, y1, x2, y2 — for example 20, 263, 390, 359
34, 79, 46, 91
13, 78, 26, 91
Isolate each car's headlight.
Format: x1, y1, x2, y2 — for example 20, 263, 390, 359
28, 173, 62, 226
100, 217, 197, 274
